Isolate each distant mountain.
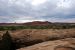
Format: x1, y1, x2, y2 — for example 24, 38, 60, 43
23, 21, 51, 26
0, 21, 52, 26
0, 21, 75, 26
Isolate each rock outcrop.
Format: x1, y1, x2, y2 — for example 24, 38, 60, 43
17, 38, 75, 50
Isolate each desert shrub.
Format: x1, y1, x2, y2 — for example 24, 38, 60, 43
0, 31, 16, 50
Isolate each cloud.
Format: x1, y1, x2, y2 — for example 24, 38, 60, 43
0, 0, 75, 23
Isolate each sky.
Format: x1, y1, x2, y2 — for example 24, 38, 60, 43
0, 0, 75, 23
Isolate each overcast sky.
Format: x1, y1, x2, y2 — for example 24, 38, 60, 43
0, 0, 75, 23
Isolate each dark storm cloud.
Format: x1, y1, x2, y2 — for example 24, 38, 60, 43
0, 0, 75, 23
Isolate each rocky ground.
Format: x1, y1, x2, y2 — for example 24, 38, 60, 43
0, 29, 75, 50
17, 38, 75, 50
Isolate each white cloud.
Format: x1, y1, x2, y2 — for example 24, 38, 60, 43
31, 0, 47, 6
57, 0, 71, 9
0, 0, 75, 23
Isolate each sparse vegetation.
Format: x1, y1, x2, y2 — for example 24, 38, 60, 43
0, 23, 75, 30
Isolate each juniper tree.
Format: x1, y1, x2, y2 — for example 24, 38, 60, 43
0, 31, 16, 50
